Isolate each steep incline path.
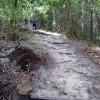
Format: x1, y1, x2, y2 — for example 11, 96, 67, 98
24, 30, 100, 100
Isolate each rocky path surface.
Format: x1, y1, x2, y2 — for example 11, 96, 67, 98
20, 30, 100, 100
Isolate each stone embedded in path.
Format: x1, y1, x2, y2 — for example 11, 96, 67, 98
17, 79, 32, 95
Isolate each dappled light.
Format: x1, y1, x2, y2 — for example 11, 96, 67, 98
92, 46, 100, 51
34, 30, 61, 36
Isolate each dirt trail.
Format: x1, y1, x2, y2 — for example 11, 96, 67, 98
21, 30, 100, 100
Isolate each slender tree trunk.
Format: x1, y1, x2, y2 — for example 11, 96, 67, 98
94, 10, 100, 33
81, 0, 85, 33
14, 0, 18, 7
14, 0, 18, 26
90, 9, 94, 41
52, 7, 56, 32
10, 0, 18, 27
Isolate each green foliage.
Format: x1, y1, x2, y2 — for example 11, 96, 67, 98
0, 0, 100, 42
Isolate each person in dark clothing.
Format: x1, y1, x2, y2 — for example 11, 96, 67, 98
24, 18, 28, 25
29, 17, 36, 30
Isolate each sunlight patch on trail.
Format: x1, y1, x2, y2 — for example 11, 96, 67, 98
34, 30, 61, 36
92, 46, 100, 51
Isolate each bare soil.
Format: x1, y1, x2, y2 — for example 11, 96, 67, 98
0, 30, 100, 100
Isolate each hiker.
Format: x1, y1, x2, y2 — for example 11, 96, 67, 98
29, 17, 36, 30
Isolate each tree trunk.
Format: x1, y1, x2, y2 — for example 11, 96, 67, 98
94, 10, 100, 33
52, 7, 56, 32
90, 9, 94, 41
81, 0, 85, 33
10, 0, 18, 27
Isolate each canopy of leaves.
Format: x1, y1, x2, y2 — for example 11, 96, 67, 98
0, 0, 100, 41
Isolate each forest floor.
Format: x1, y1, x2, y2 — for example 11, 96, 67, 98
0, 30, 100, 100
19, 30, 100, 100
